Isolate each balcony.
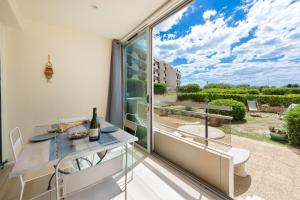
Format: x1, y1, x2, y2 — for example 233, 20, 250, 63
1, 0, 296, 200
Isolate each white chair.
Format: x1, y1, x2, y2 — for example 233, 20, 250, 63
123, 116, 138, 180
9, 127, 55, 200
55, 148, 123, 200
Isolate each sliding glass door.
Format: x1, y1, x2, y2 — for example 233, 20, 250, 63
123, 30, 151, 151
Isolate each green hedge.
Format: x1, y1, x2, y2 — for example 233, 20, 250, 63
177, 92, 208, 102
284, 105, 300, 144
177, 83, 201, 93
154, 83, 167, 94
208, 99, 246, 120
209, 93, 248, 103
204, 83, 233, 89
262, 88, 300, 95
202, 88, 259, 95
177, 92, 300, 107
285, 84, 299, 88
256, 94, 300, 106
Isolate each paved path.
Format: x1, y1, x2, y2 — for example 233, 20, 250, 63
232, 135, 300, 200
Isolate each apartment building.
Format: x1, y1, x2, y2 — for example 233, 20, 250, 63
153, 59, 181, 89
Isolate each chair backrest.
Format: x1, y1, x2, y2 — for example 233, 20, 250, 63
288, 103, 299, 110
9, 127, 23, 161
55, 149, 123, 199
247, 100, 258, 111
123, 119, 137, 135
59, 117, 88, 123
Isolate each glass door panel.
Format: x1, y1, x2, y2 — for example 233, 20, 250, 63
124, 32, 150, 150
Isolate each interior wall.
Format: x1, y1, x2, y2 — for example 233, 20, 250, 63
0, 23, 5, 162
2, 21, 112, 161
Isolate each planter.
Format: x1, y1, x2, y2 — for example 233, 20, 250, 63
270, 132, 288, 141
208, 117, 221, 127
259, 104, 285, 113
159, 109, 169, 117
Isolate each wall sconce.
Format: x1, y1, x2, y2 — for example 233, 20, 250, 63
44, 54, 54, 82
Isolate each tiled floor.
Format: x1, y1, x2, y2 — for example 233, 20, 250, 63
0, 147, 222, 200
232, 135, 300, 200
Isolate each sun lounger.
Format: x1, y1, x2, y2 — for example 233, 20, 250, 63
247, 100, 258, 112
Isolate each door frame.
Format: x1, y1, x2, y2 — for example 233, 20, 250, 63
122, 27, 153, 153
0, 56, 2, 163
122, 0, 194, 153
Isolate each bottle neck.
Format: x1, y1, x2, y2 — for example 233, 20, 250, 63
93, 108, 97, 117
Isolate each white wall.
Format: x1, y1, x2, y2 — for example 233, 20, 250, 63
2, 21, 112, 161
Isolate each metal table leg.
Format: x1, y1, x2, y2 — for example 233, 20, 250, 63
125, 143, 128, 200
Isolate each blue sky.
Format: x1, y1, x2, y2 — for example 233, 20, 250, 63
153, 0, 300, 86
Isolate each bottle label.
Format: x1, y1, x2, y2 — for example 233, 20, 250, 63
89, 128, 99, 138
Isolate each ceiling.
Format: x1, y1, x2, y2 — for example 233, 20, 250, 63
15, 0, 169, 39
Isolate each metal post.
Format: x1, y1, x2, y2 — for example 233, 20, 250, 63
125, 143, 128, 200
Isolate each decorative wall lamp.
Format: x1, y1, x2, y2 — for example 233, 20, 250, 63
44, 54, 54, 81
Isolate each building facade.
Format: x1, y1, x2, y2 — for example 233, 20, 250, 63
153, 59, 181, 89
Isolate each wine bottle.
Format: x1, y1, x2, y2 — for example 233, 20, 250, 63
89, 107, 99, 142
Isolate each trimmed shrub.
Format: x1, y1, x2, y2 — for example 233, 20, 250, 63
285, 84, 299, 88
284, 105, 300, 144
262, 88, 300, 95
209, 93, 248, 103
154, 83, 167, 94
177, 92, 300, 107
204, 83, 233, 89
177, 92, 208, 102
235, 84, 251, 88
202, 88, 259, 95
177, 83, 201, 93
256, 94, 300, 106
208, 99, 246, 121
177, 91, 300, 107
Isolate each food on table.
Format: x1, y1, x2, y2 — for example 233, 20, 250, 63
47, 120, 88, 133
68, 131, 89, 139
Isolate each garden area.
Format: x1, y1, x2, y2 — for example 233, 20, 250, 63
154, 83, 300, 146
153, 83, 300, 199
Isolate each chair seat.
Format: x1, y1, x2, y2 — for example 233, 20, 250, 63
65, 177, 122, 200
23, 161, 74, 182
23, 168, 54, 182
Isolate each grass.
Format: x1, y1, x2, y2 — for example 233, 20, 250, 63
231, 129, 300, 149
220, 125, 290, 146
230, 128, 289, 146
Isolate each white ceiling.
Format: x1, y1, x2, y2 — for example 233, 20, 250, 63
15, 0, 169, 39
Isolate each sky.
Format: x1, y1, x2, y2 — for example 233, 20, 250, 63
153, 0, 300, 87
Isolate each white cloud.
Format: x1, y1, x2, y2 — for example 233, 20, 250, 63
155, 6, 189, 33
203, 10, 217, 20
153, 0, 300, 86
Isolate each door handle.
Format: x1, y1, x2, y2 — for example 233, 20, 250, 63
146, 95, 149, 103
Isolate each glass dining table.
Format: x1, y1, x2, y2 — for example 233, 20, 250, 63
10, 120, 138, 199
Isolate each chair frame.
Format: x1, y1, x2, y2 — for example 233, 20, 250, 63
55, 145, 126, 199
123, 114, 138, 180
10, 127, 54, 200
